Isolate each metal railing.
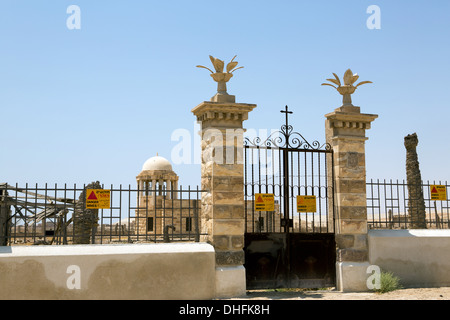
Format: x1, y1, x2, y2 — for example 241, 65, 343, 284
366, 179, 450, 229
4, 178, 447, 245
0, 183, 204, 245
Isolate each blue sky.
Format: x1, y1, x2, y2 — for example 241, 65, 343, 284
1, 1, 450, 187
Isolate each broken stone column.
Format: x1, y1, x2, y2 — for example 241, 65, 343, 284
192, 100, 256, 298
73, 181, 101, 244
404, 133, 426, 229
0, 187, 11, 246
325, 105, 377, 291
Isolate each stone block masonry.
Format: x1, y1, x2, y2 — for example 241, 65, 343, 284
192, 100, 256, 298
325, 105, 377, 292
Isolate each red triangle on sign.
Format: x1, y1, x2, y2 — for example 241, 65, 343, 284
88, 191, 98, 200
432, 187, 438, 193
256, 196, 264, 203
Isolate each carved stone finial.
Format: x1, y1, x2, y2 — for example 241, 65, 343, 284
322, 69, 372, 108
197, 55, 244, 103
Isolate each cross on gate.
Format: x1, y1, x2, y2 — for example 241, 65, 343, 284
280, 105, 293, 129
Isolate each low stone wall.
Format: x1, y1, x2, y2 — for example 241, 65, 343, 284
0, 243, 216, 300
368, 229, 450, 287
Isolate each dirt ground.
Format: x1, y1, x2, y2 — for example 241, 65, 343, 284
236, 287, 450, 300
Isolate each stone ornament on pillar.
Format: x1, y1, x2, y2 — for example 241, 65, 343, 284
197, 55, 244, 103
322, 69, 372, 112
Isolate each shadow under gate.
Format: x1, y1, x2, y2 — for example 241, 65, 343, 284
244, 232, 336, 289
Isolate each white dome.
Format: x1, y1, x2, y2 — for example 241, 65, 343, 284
142, 155, 173, 171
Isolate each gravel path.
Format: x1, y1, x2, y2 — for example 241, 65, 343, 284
235, 287, 450, 300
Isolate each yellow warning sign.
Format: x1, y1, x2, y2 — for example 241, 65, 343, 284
86, 189, 111, 209
430, 185, 447, 201
297, 195, 317, 212
254, 193, 275, 211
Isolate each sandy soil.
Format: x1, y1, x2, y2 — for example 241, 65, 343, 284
236, 287, 450, 300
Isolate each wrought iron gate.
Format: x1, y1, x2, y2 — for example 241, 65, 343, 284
243, 106, 336, 289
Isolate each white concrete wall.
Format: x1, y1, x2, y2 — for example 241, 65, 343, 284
368, 229, 450, 288
0, 243, 216, 300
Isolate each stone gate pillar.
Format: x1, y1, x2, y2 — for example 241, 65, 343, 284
323, 69, 377, 291
325, 105, 377, 291
192, 100, 256, 298
193, 55, 256, 297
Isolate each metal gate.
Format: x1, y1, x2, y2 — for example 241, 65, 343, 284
243, 106, 336, 289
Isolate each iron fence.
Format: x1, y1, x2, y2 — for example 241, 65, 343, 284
243, 106, 335, 235
366, 179, 450, 229
0, 183, 204, 245
3, 178, 448, 245
244, 145, 334, 234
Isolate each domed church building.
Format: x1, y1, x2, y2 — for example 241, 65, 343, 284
135, 154, 200, 241
137, 154, 179, 199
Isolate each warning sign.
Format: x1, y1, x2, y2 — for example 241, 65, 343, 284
254, 193, 275, 211
86, 189, 110, 209
430, 185, 447, 201
297, 195, 317, 212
